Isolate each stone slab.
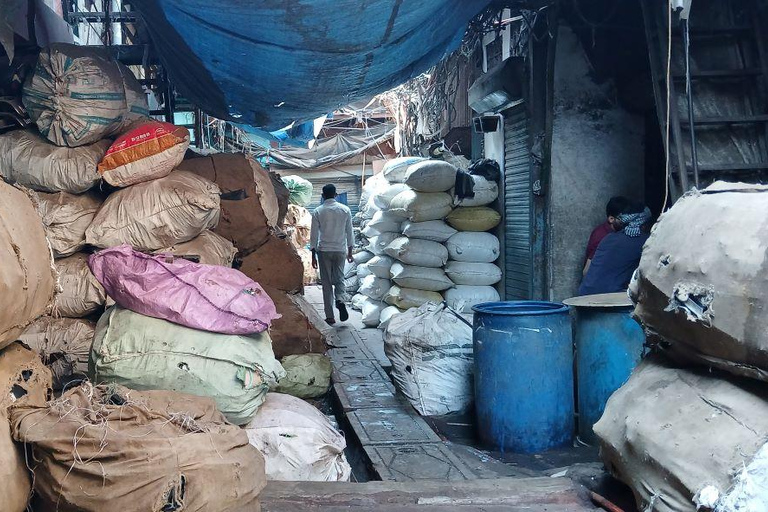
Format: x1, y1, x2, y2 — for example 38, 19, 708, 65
327, 344, 374, 362
364, 443, 476, 482
331, 359, 389, 384
347, 407, 442, 446
334, 381, 399, 412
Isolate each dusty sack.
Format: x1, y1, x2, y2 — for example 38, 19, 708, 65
18, 317, 94, 389
404, 160, 457, 192
401, 220, 457, 242
366, 255, 396, 279
86, 170, 221, 251
446, 232, 500, 263
11, 383, 265, 512
382, 156, 426, 183
91, 306, 284, 425
444, 285, 500, 313
23, 44, 147, 147
385, 303, 473, 415
445, 261, 502, 286
32, 190, 102, 258
359, 275, 391, 300
265, 286, 330, 358
0, 183, 56, 349
0, 130, 108, 193
282, 175, 313, 206
373, 183, 410, 210
378, 305, 404, 330
98, 121, 190, 187
456, 175, 498, 207
179, 153, 279, 254
384, 236, 449, 268
390, 262, 453, 292
384, 285, 443, 310
275, 354, 332, 398
367, 232, 400, 256
155, 229, 237, 266
0, 343, 52, 512
367, 210, 403, 234
239, 234, 304, 293
53, 253, 106, 318
245, 393, 351, 482
446, 206, 501, 231
595, 355, 768, 512
632, 182, 768, 382
91, 245, 278, 334
361, 297, 386, 327
285, 204, 312, 248
389, 190, 453, 222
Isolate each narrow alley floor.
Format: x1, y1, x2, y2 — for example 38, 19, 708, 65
258, 286, 635, 511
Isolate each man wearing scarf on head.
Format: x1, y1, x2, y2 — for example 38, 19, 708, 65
578, 200, 652, 296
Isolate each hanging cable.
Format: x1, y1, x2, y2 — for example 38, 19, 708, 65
663, 0, 673, 211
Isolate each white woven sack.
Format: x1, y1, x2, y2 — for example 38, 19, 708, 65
384, 237, 448, 268
390, 263, 453, 292
401, 220, 457, 242
445, 232, 500, 263
445, 261, 502, 286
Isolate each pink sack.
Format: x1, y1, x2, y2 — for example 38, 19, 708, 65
89, 245, 280, 334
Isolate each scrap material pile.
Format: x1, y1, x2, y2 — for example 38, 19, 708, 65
0, 44, 349, 512
351, 156, 502, 328
596, 182, 768, 512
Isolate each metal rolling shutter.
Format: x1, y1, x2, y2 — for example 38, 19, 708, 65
304, 175, 362, 216
503, 105, 532, 300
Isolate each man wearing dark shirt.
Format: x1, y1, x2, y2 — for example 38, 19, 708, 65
583, 196, 630, 275
579, 202, 651, 296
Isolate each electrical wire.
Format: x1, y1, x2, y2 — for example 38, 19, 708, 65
663, 0, 672, 211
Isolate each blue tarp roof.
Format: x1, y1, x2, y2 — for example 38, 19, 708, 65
131, 0, 491, 131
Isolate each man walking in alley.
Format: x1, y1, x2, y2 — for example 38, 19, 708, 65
310, 184, 354, 325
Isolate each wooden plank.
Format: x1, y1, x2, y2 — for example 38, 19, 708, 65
693, 162, 768, 172
680, 115, 768, 126
669, 68, 762, 79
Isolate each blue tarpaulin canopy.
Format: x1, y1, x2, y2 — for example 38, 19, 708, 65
131, 0, 491, 131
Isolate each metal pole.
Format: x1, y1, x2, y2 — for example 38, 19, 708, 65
683, 18, 700, 188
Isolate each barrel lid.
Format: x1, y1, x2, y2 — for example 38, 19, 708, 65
563, 292, 633, 308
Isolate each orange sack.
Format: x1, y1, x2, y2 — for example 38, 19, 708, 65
98, 121, 190, 187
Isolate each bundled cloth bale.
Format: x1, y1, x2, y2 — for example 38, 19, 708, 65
0, 182, 56, 349
361, 297, 386, 327
385, 303, 473, 416
446, 232, 500, 263
91, 306, 285, 425
31, 190, 102, 258
632, 182, 768, 382
22, 44, 148, 147
275, 354, 332, 398
595, 355, 768, 512
390, 262, 453, 292
86, 170, 220, 251
285, 204, 312, 248
389, 190, 453, 222
455, 174, 499, 207
384, 236, 449, 268
265, 286, 330, 358
444, 285, 500, 313
18, 317, 94, 390
445, 261, 502, 286
401, 219, 457, 242
382, 156, 425, 183
0, 130, 109, 193
404, 160, 457, 192
239, 234, 304, 293
446, 206, 501, 231
0, 343, 52, 512
11, 383, 266, 512
178, 153, 279, 254
155, 229, 237, 266
384, 285, 442, 310
90, 245, 279, 335
245, 393, 351, 482
97, 121, 190, 187
373, 183, 410, 210
52, 253, 106, 318
282, 175, 314, 206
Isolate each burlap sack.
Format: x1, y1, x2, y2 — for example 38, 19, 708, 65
0, 130, 109, 193
52, 253, 106, 318
264, 286, 329, 358
239, 234, 304, 293
0, 343, 53, 512
632, 182, 768, 382
595, 355, 768, 512
0, 182, 56, 349
85, 170, 221, 251
178, 153, 279, 254
31, 190, 103, 258
11, 383, 266, 512
17, 317, 94, 390
155, 229, 237, 267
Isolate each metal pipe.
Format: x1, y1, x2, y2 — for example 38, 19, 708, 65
683, 17, 700, 188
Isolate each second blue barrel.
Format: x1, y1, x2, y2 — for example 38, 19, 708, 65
472, 301, 574, 454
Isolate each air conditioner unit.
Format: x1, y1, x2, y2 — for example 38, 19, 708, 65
468, 58, 525, 114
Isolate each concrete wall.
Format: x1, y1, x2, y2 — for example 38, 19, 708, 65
548, 26, 645, 301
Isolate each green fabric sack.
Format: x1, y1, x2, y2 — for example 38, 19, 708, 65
275, 354, 332, 398
281, 175, 314, 207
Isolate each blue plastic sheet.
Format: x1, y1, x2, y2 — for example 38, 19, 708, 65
131, 0, 491, 130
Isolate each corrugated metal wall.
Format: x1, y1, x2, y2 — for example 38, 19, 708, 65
503, 105, 533, 300
304, 174, 362, 216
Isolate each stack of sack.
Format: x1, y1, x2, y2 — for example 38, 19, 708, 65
596, 182, 768, 512
352, 156, 502, 329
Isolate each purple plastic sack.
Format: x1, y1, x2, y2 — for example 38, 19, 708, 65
89, 245, 280, 334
